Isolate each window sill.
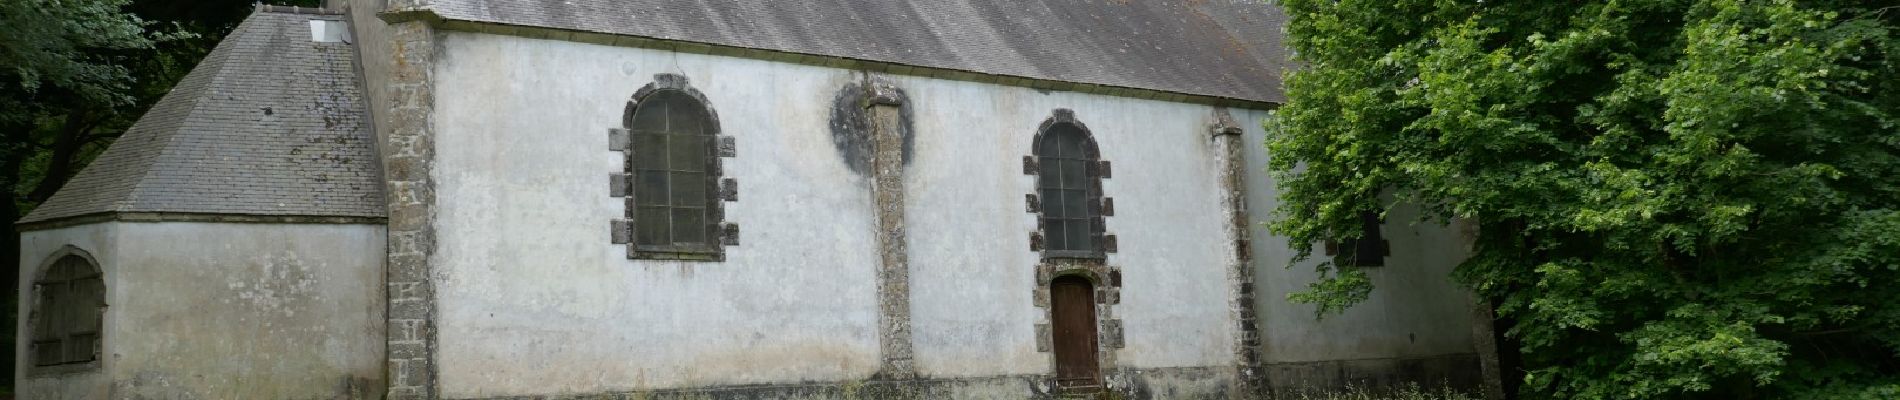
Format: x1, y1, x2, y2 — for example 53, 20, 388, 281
29, 360, 100, 377
630, 245, 725, 262
1041, 250, 1106, 261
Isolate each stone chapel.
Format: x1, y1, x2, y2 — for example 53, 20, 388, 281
13, 1, 1493, 398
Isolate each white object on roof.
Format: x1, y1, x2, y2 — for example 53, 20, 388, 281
310, 20, 349, 43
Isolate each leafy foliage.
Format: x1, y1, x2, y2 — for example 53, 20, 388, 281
0, 0, 171, 107
1266, 0, 1899, 398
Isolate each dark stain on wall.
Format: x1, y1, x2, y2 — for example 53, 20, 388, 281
828, 79, 914, 177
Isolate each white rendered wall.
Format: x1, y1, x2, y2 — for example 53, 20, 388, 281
1234, 107, 1481, 363
891, 74, 1239, 375
15, 221, 384, 399
429, 31, 1252, 397
430, 32, 882, 398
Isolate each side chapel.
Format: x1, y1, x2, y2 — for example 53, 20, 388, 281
14, 1, 1494, 398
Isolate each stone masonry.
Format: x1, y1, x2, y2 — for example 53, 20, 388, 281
866, 75, 917, 380
1211, 107, 1264, 399
378, 11, 440, 400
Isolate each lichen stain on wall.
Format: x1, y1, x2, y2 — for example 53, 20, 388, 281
660, 343, 878, 387
109, 222, 384, 399
445, 341, 879, 395
226, 251, 323, 320
828, 78, 914, 177
115, 370, 376, 400
115, 371, 204, 400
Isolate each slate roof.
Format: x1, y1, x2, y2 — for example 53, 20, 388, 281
420, 0, 1291, 103
19, 9, 384, 224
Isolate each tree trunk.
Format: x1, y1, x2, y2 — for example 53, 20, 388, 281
1, 134, 25, 387
27, 110, 94, 203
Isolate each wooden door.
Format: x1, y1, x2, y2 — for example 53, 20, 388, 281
1051, 275, 1100, 389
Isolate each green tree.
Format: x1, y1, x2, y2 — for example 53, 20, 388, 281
1266, 0, 1899, 399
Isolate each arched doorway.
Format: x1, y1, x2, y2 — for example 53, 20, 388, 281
1050, 274, 1101, 390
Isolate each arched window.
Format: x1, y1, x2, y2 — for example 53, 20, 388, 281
613, 74, 733, 260
1031, 109, 1112, 259
32, 253, 104, 367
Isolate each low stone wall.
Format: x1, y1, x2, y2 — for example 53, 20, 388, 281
454, 366, 1240, 400
440, 356, 1480, 399
1261, 353, 1483, 396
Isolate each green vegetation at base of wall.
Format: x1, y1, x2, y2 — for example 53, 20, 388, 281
1274, 385, 1476, 400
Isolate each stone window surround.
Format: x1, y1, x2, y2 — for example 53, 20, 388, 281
27, 245, 106, 376
1023, 108, 1116, 260
610, 73, 739, 261
1020, 109, 1123, 392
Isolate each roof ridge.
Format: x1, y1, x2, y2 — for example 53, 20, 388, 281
255, 4, 344, 16
411, 0, 1289, 103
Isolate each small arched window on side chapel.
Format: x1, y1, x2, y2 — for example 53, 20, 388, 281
1027, 109, 1115, 259
32, 253, 105, 369
611, 74, 737, 260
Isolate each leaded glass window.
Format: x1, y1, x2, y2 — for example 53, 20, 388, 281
629, 90, 718, 251
1037, 123, 1102, 257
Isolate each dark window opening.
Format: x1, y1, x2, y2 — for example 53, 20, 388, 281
1335, 211, 1388, 267
629, 90, 718, 252
33, 255, 103, 367
1036, 123, 1102, 258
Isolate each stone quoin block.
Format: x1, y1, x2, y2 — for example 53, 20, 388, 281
608, 128, 631, 151
609, 173, 631, 197
719, 178, 738, 202
718, 135, 736, 157
721, 223, 740, 246
610, 220, 633, 244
